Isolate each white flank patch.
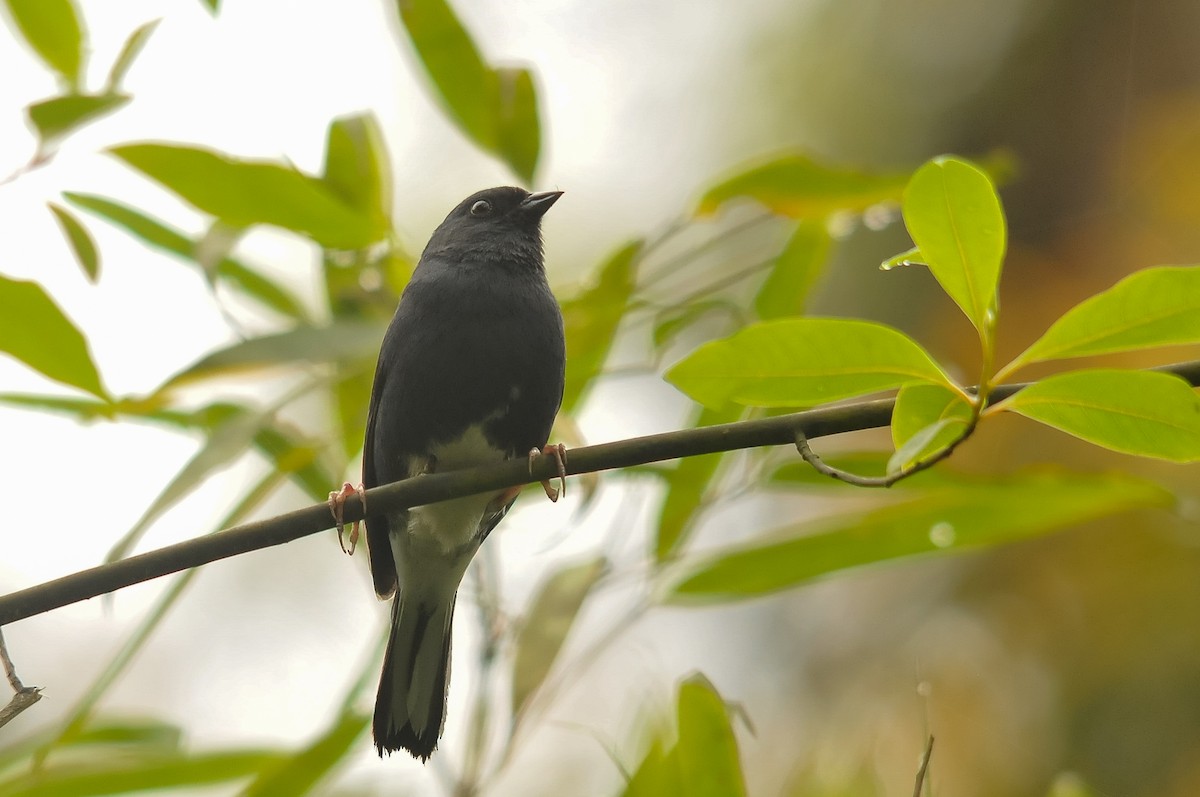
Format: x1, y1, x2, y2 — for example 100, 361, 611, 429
406, 424, 507, 551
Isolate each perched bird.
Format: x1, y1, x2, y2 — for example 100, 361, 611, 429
358, 187, 566, 760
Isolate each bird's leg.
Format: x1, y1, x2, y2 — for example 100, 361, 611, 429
328, 482, 367, 555
528, 443, 568, 502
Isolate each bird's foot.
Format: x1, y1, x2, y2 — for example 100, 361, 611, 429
328, 482, 366, 555
528, 443, 568, 502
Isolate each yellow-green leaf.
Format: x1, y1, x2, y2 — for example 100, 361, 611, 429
4, 0, 84, 87
560, 241, 640, 412
0, 274, 107, 399
512, 558, 607, 717
1001, 369, 1200, 462
902, 157, 1006, 332
665, 318, 953, 409
754, 221, 831, 320
697, 153, 909, 219
889, 382, 973, 470
109, 143, 384, 249
675, 674, 746, 797
27, 92, 130, 144
47, 202, 99, 282
321, 112, 393, 232
671, 469, 1171, 602
1011, 266, 1200, 370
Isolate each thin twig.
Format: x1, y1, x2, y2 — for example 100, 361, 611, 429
0, 627, 42, 730
794, 418, 973, 488
2, 359, 1200, 626
912, 735, 935, 797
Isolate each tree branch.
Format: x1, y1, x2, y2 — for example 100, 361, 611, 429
2, 359, 1199, 627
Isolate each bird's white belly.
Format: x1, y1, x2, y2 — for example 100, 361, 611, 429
406, 424, 507, 552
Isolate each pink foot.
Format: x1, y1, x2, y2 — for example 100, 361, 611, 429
328, 482, 366, 555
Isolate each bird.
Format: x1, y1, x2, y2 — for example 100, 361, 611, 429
353, 186, 566, 761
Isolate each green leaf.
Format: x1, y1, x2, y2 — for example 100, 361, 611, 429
108, 143, 385, 249
622, 740, 680, 797
395, 0, 541, 182
0, 275, 107, 399
64, 192, 309, 321
1010, 266, 1200, 370
880, 245, 923, 271
902, 157, 1006, 332
754, 221, 831, 320
493, 66, 541, 185
201, 0, 219, 13
653, 300, 739, 350
0, 749, 287, 797
889, 382, 973, 470
321, 112, 393, 232
1001, 369, 1200, 462
4, 0, 84, 87
163, 321, 384, 389
512, 558, 607, 717
242, 711, 369, 797
656, 405, 743, 560
106, 408, 267, 562
104, 18, 159, 91
665, 318, 953, 409
27, 93, 130, 144
675, 674, 746, 797
48, 202, 99, 282
670, 469, 1171, 602
697, 153, 909, 219
560, 241, 640, 412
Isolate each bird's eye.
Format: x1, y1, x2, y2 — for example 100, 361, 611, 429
470, 200, 492, 217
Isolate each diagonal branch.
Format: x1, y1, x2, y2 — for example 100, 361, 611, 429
2, 359, 1199, 627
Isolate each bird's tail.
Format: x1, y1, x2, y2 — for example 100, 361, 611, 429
373, 591, 455, 760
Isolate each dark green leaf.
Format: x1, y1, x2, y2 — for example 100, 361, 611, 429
242, 711, 369, 797
321, 112, 393, 231
902, 157, 1006, 333
512, 558, 607, 717
671, 469, 1171, 602
108, 143, 385, 249
47, 202, 99, 281
560, 241, 640, 412
697, 153, 909, 219
1009, 265, 1200, 370
163, 321, 384, 389
4, 0, 84, 87
64, 192, 309, 321
675, 674, 746, 797
27, 93, 130, 144
754, 221, 831, 320
395, 0, 541, 181
493, 66, 541, 184
656, 405, 743, 560
0, 275, 107, 399
104, 18, 159, 91
665, 318, 953, 409
1001, 369, 1200, 462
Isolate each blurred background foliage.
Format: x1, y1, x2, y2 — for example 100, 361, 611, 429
1, 0, 1200, 795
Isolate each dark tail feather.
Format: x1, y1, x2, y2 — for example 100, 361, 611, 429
373, 593, 455, 760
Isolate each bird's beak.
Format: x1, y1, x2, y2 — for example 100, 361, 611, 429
519, 190, 564, 219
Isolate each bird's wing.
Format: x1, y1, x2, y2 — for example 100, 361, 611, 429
363, 354, 400, 600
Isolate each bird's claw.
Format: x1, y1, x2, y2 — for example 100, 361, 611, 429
528, 444, 568, 503
328, 482, 367, 555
